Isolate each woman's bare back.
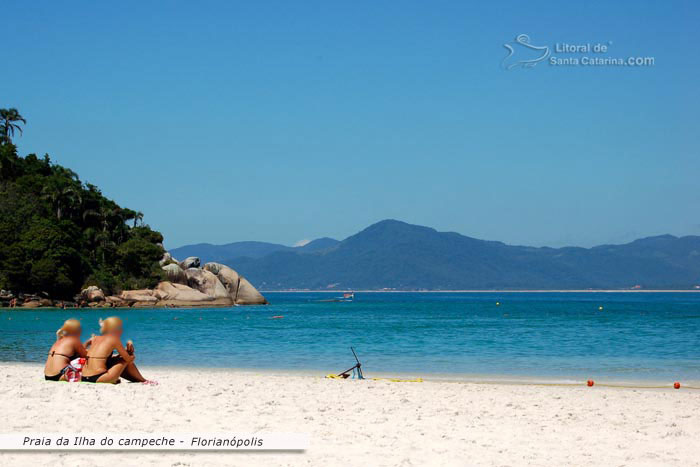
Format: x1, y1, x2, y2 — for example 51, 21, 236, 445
44, 337, 85, 377
83, 335, 121, 375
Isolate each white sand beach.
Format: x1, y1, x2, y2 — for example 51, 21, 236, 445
1, 363, 699, 466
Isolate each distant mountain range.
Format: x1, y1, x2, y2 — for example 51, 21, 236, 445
171, 220, 700, 290
170, 237, 339, 264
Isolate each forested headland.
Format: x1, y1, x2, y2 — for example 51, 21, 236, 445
0, 108, 164, 300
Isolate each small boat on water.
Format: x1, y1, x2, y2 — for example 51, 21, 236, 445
316, 292, 354, 303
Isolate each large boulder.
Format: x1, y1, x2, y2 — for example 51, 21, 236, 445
159, 251, 176, 266
184, 268, 229, 300
203, 262, 267, 305
202, 262, 224, 275
154, 281, 212, 302
203, 262, 240, 297
119, 289, 158, 305
154, 282, 233, 307
236, 277, 268, 305
105, 295, 128, 307
179, 256, 200, 270
81, 286, 105, 303
162, 263, 187, 284
0, 290, 14, 300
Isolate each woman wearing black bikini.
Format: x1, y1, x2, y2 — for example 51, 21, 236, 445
81, 316, 147, 384
44, 319, 88, 381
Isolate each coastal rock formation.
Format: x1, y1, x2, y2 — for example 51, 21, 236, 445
115, 281, 234, 307
203, 262, 240, 296
119, 289, 159, 306
236, 277, 268, 305
202, 262, 226, 276
204, 262, 267, 305
153, 282, 232, 306
105, 295, 127, 307
179, 256, 200, 270
184, 268, 229, 299
2, 256, 266, 309
159, 251, 176, 266
162, 263, 187, 284
81, 286, 106, 303
154, 281, 212, 302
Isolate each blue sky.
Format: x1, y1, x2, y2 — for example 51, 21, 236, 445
5, 1, 699, 248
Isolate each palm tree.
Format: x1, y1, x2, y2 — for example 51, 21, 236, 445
41, 177, 81, 220
0, 108, 26, 144
53, 165, 79, 182
83, 204, 120, 263
82, 227, 99, 262
133, 211, 144, 227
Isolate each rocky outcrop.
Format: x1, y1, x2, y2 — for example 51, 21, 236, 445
185, 268, 229, 299
203, 262, 240, 296
154, 281, 211, 302
179, 256, 200, 270
236, 277, 268, 305
204, 262, 267, 305
162, 263, 187, 284
1, 245, 266, 308
119, 289, 159, 307
159, 251, 176, 266
154, 281, 232, 306
106, 295, 128, 307
109, 253, 267, 308
81, 285, 106, 303
112, 281, 233, 307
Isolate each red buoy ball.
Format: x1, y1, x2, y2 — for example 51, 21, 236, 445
587, 380, 594, 387
674, 382, 681, 389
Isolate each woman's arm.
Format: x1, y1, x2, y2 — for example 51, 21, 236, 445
73, 338, 88, 358
113, 338, 135, 363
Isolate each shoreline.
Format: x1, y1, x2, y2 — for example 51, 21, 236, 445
0, 303, 246, 310
4, 362, 697, 387
3, 289, 698, 310
2, 363, 699, 466
261, 289, 700, 293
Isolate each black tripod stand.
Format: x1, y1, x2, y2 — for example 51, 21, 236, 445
337, 347, 365, 379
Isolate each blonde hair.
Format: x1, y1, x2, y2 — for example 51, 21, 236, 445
56, 319, 81, 340
99, 316, 123, 335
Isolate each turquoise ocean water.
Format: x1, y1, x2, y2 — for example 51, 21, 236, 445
1, 292, 699, 382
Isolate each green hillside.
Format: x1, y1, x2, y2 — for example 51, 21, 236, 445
0, 109, 164, 299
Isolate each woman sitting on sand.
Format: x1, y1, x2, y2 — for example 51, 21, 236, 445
44, 319, 88, 381
81, 316, 147, 384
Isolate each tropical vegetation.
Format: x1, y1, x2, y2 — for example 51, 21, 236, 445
0, 109, 164, 298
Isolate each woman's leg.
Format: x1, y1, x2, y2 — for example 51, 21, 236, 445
121, 341, 147, 382
102, 354, 146, 383
120, 361, 147, 383
95, 358, 128, 384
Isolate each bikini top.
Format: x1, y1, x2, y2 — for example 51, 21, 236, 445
49, 350, 108, 360
48, 350, 75, 359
